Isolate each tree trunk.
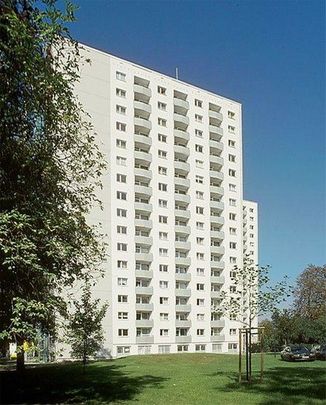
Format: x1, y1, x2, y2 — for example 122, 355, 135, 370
16, 337, 25, 373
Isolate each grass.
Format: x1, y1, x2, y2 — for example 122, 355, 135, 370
0, 353, 325, 404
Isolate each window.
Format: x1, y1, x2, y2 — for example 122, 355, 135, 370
250, 233, 254, 238
196, 159, 204, 168
117, 243, 127, 251
118, 295, 128, 303
229, 257, 236, 264
196, 175, 204, 184
230, 242, 236, 249
159, 345, 171, 353
229, 169, 236, 177
158, 101, 167, 111
177, 345, 189, 352
197, 313, 205, 321
158, 150, 167, 159
116, 139, 126, 149
117, 208, 127, 217
197, 283, 204, 291
196, 206, 204, 215
159, 264, 168, 272
229, 183, 236, 192
229, 154, 236, 162
230, 328, 237, 335
196, 221, 204, 230
118, 329, 128, 336
196, 191, 204, 199
230, 286, 236, 293
197, 253, 204, 260
116, 88, 126, 98
197, 298, 204, 306
158, 118, 167, 127
228, 111, 235, 119
195, 129, 203, 138
116, 105, 126, 114
197, 329, 204, 336
160, 313, 169, 321
228, 125, 235, 133
229, 198, 236, 206
117, 225, 127, 234
158, 134, 167, 143
117, 346, 130, 354
228, 343, 238, 351
158, 232, 168, 242
229, 227, 236, 235
116, 156, 126, 166
159, 248, 168, 257
195, 99, 202, 108
160, 281, 168, 289
117, 191, 127, 200
158, 86, 166, 95
195, 144, 203, 153
249, 208, 254, 213
118, 278, 127, 286
160, 297, 168, 304
196, 237, 204, 245
228, 140, 235, 148
116, 71, 126, 81
160, 329, 169, 336
229, 213, 236, 220
159, 215, 168, 224
195, 114, 203, 123
158, 183, 167, 192
159, 199, 167, 208
117, 260, 127, 269
197, 268, 204, 276
117, 173, 126, 183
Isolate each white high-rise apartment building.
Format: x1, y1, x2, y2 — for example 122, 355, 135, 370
74, 44, 258, 358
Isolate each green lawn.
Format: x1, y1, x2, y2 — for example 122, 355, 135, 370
1, 353, 325, 404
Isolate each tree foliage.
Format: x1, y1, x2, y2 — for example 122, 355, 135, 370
0, 0, 106, 368
66, 281, 108, 366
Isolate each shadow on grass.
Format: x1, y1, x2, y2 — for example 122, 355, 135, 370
210, 361, 326, 404
0, 361, 168, 404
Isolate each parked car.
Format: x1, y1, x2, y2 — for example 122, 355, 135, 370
314, 345, 326, 360
281, 345, 315, 362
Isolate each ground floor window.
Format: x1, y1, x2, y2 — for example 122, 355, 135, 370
195, 344, 206, 352
212, 344, 222, 353
228, 343, 238, 352
138, 345, 151, 355
158, 345, 171, 354
117, 346, 130, 355
177, 345, 189, 352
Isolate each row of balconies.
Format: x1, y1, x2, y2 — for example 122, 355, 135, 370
134, 319, 225, 329
133, 334, 226, 344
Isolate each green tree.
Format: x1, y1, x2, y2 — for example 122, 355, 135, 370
0, 0, 106, 371
66, 281, 108, 367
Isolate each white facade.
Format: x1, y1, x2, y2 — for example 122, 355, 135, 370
74, 44, 259, 358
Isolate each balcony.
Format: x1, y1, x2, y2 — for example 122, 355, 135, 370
175, 288, 191, 297
174, 160, 190, 174
135, 134, 152, 148
135, 286, 154, 295
176, 335, 191, 343
134, 150, 152, 164
134, 117, 152, 132
135, 269, 153, 279
211, 334, 225, 342
211, 320, 225, 328
211, 245, 225, 255
174, 97, 189, 111
174, 129, 190, 143
176, 320, 192, 328
175, 272, 191, 282
210, 170, 224, 182
134, 100, 152, 115
210, 200, 224, 211
174, 193, 190, 204
210, 155, 224, 166
210, 230, 225, 240
174, 144, 190, 158
175, 304, 191, 312
210, 185, 224, 196
135, 252, 153, 263
136, 335, 154, 344
209, 110, 223, 122
175, 209, 191, 220
134, 201, 152, 213
211, 260, 225, 270
211, 275, 225, 284
135, 235, 153, 246
175, 224, 191, 235
134, 167, 152, 181
210, 216, 225, 226
174, 113, 189, 128
134, 219, 152, 229
136, 319, 154, 328
175, 256, 191, 266
135, 303, 153, 311
174, 177, 190, 189
211, 290, 223, 299
134, 184, 152, 197
175, 240, 191, 251
134, 83, 152, 100
209, 125, 223, 138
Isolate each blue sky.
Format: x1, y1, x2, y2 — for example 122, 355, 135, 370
69, 0, 325, 285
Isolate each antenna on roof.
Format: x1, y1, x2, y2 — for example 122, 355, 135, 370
175, 67, 179, 80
